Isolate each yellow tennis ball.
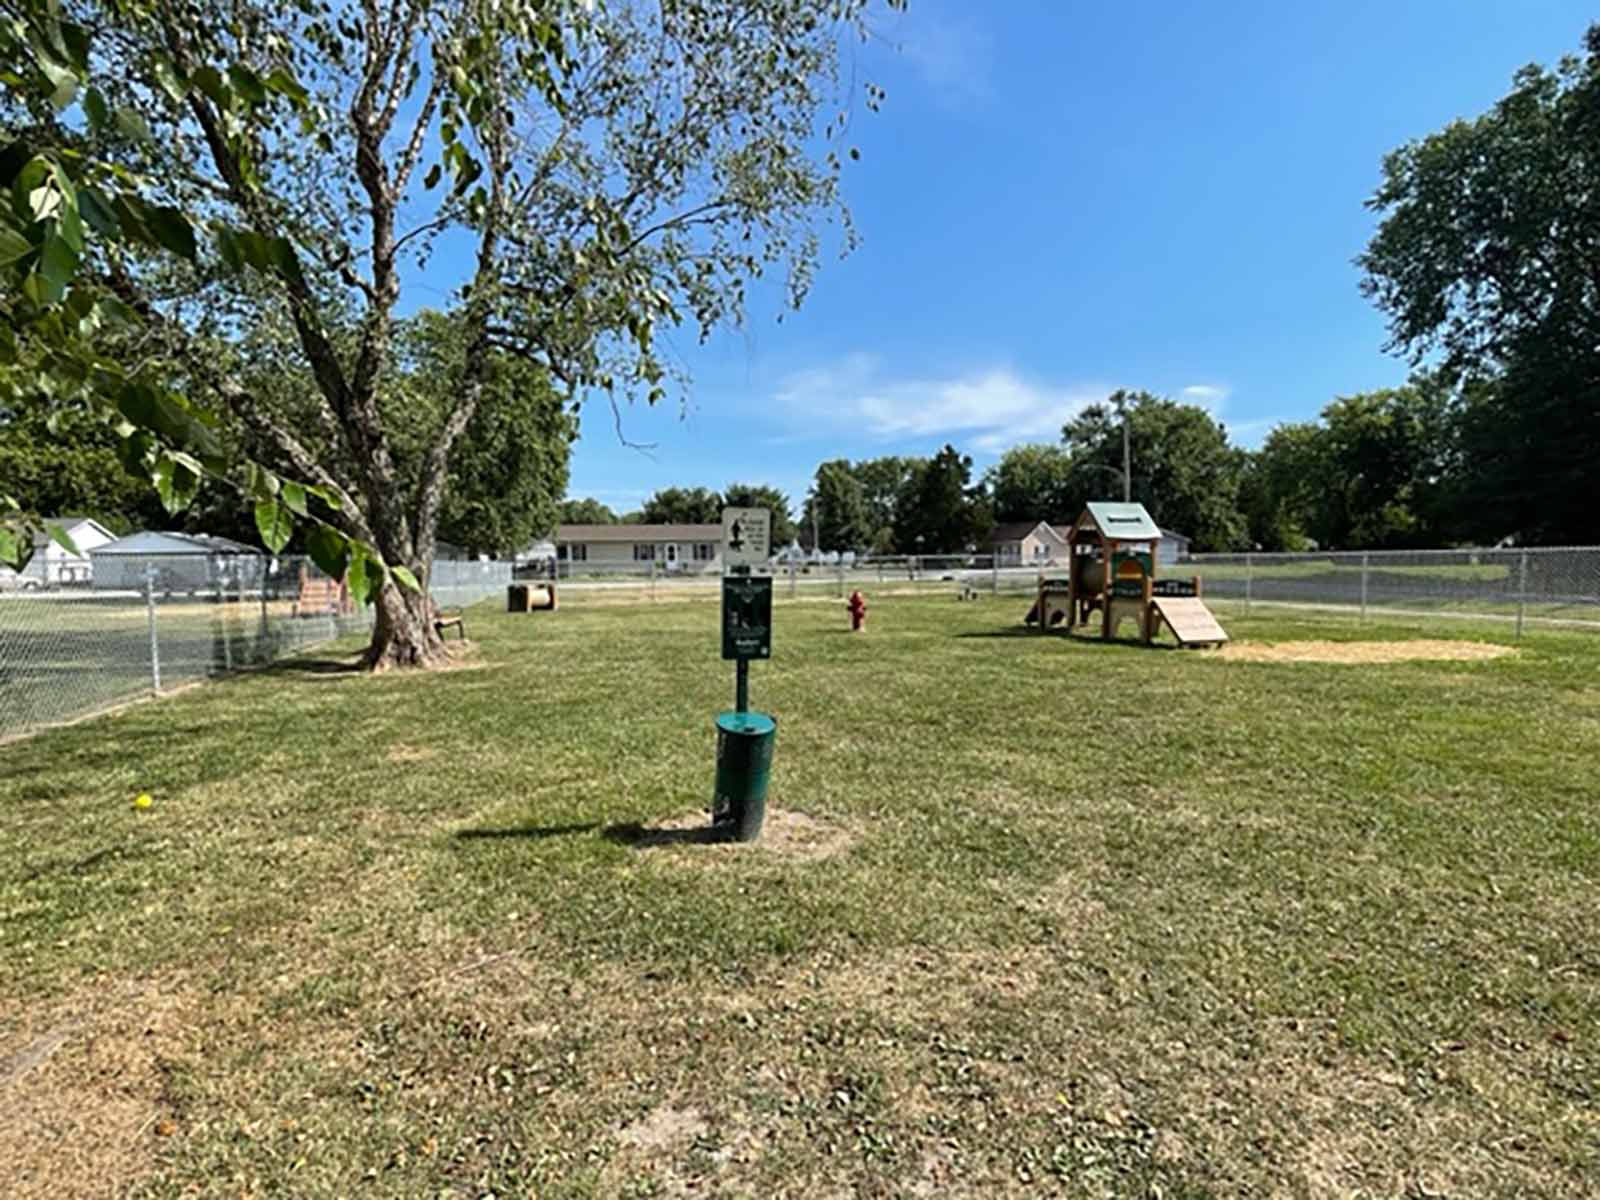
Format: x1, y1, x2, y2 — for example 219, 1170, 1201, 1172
132, 792, 153, 809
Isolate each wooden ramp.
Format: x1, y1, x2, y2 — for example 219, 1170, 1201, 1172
1152, 596, 1228, 646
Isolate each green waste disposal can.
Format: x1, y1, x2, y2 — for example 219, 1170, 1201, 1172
712, 711, 777, 842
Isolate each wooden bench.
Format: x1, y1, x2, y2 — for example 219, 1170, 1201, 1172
433, 611, 466, 641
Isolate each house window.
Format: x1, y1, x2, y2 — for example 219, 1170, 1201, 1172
633, 544, 656, 561
559, 543, 586, 562
693, 542, 715, 561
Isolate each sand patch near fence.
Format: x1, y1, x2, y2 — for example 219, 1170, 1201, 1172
1218, 639, 1515, 665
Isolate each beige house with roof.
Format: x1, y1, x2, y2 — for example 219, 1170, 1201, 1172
555, 523, 723, 573
984, 520, 1070, 566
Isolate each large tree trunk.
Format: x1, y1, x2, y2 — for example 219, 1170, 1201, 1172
363, 578, 448, 670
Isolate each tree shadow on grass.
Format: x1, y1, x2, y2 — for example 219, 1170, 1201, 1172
259, 657, 366, 676
601, 819, 726, 849
454, 822, 601, 841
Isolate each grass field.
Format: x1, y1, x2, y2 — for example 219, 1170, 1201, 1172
3, 595, 1598, 1197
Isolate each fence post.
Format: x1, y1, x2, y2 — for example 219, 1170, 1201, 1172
788, 557, 797, 599
145, 567, 162, 691
1360, 552, 1369, 623
650, 557, 657, 602
218, 576, 232, 673
837, 558, 845, 598
1244, 552, 1253, 612
992, 554, 999, 594
1516, 549, 1529, 639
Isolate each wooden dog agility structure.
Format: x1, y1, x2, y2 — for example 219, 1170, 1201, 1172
1029, 502, 1227, 647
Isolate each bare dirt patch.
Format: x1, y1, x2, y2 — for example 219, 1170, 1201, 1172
1218, 638, 1515, 665
615, 807, 855, 863
385, 742, 438, 765
0, 978, 202, 1199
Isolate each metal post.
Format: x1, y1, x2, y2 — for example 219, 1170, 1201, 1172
1360, 552, 1369, 622
145, 568, 161, 691
1244, 552, 1253, 612
837, 558, 845, 598
219, 580, 232, 673
1516, 550, 1528, 639
1121, 413, 1132, 502
788, 557, 797, 599
650, 557, 657, 602
992, 554, 999, 594
735, 657, 749, 714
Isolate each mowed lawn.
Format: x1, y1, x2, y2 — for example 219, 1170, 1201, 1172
2, 595, 1597, 1197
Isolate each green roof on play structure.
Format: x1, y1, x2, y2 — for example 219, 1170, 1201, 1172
1081, 501, 1162, 541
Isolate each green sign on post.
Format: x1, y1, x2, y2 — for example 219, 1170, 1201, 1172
721, 574, 772, 661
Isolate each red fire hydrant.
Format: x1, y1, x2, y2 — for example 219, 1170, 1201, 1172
846, 590, 867, 632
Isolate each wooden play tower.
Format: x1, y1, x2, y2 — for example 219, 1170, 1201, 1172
1033, 501, 1227, 647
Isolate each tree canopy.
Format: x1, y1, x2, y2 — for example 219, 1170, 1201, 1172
891, 444, 989, 554
802, 459, 867, 551
641, 487, 721, 525
559, 498, 617, 526
1359, 23, 1600, 543
1, 0, 903, 662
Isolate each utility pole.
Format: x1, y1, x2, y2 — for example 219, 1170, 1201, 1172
1121, 403, 1132, 502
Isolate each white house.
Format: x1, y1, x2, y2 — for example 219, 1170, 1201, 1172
90, 530, 263, 592
555, 523, 722, 573
0, 516, 116, 588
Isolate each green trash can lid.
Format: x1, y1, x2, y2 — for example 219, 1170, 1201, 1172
716, 711, 776, 736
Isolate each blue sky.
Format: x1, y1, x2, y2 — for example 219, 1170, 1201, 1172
556, 1, 1592, 518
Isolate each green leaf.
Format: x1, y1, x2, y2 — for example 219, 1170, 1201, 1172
82, 86, 108, 128
390, 564, 421, 593
233, 230, 274, 271
152, 452, 199, 514
38, 56, 78, 111
0, 526, 26, 572
226, 65, 267, 105
151, 56, 186, 104
305, 524, 349, 580
36, 235, 77, 302
253, 498, 292, 554
115, 107, 152, 142
269, 235, 303, 283
345, 550, 370, 604
78, 186, 118, 237
0, 227, 32, 268
248, 463, 279, 500
263, 67, 309, 106
306, 484, 343, 511
147, 205, 196, 259
44, 523, 82, 557
214, 225, 243, 271
190, 66, 228, 107
280, 481, 308, 517
57, 195, 83, 252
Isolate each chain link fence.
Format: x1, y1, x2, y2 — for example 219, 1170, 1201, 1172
0, 553, 510, 741
1186, 547, 1600, 633
535, 546, 1600, 634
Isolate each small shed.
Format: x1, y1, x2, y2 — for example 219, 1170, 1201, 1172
90, 531, 264, 593
1156, 529, 1191, 566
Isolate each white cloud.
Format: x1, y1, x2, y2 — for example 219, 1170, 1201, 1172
774, 354, 1108, 455
896, 11, 995, 105
1180, 384, 1230, 415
